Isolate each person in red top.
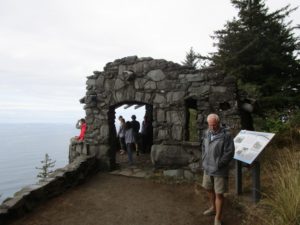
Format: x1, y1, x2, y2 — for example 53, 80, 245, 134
69, 118, 87, 162
76, 118, 87, 141
70, 118, 87, 144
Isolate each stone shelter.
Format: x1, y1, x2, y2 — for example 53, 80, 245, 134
69, 56, 241, 171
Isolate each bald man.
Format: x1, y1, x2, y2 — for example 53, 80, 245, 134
201, 114, 235, 225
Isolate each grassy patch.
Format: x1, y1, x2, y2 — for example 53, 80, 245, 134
259, 149, 300, 225
241, 148, 300, 225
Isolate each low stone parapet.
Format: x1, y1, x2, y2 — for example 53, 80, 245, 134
69, 141, 90, 163
0, 155, 97, 224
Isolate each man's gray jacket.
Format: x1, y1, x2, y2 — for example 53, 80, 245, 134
202, 128, 235, 177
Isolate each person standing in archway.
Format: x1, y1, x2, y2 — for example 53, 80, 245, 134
124, 121, 135, 165
117, 116, 126, 155
201, 113, 234, 225
130, 115, 140, 156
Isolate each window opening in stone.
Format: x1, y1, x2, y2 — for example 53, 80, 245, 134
219, 102, 231, 111
185, 98, 198, 142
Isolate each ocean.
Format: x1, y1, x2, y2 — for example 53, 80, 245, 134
0, 123, 76, 203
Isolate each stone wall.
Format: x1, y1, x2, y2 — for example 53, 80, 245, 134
76, 56, 241, 170
69, 142, 90, 163
0, 156, 97, 224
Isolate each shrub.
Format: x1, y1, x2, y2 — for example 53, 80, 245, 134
254, 109, 300, 148
36, 153, 56, 181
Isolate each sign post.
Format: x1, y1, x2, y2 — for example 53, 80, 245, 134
233, 130, 275, 202
252, 161, 261, 202
235, 160, 243, 195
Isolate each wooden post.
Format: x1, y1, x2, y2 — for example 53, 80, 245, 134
235, 160, 243, 195
251, 161, 261, 203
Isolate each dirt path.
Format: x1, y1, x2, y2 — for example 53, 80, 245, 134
8, 172, 245, 225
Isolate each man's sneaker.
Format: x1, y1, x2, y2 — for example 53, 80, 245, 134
214, 219, 222, 225
203, 207, 216, 216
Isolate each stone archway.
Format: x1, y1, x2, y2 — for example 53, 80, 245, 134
77, 56, 241, 171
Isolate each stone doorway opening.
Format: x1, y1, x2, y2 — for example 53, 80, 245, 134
108, 101, 153, 172
185, 98, 198, 142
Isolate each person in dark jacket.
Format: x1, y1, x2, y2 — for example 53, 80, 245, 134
201, 114, 234, 225
131, 115, 140, 155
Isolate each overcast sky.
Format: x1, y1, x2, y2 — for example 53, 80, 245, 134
0, 0, 299, 124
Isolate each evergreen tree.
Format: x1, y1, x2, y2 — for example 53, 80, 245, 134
211, 0, 300, 109
182, 47, 199, 69
36, 153, 56, 181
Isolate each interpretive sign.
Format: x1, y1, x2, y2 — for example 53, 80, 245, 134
234, 130, 275, 164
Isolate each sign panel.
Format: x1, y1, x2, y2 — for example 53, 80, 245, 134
234, 130, 275, 164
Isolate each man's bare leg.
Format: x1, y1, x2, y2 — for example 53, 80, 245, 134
208, 190, 216, 210
215, 193, 224, 221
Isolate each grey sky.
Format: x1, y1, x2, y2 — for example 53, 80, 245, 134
0, 0, 299, 123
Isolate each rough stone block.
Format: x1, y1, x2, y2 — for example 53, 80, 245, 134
185, 73, 206, 82
156, 80, 167, 90
183, 170, 194, 180
125, 86, 135, 100
211, 86, 227, 93
135, 92, 144, 102
144, 93, 152, 103
75, 144, 82, 154
144, 81, 156, 89
132, 62, 144, 74
156, 109, 165, 122
166, 91, 185, 102
171, 125, 182, 141
2, 196, 24, 210
163, 169, 184, 178
151, 145, 191, 167
166, 111, 183, 125
100, 124, 109, 139
114, 78, 125, 90
88, 146, 98, 157
147, 69, 166, 81
157, 129, 168, 140
188, 85, 210, 96
115, 90, 124, 102
86, 79, 96, 86
189, 162, 202, 173
95, 145, 109, 159
118, 65, 127, 76
82, 144, 88, 155
153, 94, 166, 104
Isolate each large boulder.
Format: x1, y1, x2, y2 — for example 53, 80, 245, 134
151, 145, 191, 168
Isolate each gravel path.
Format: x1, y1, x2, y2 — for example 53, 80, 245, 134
8, 171, 244, 225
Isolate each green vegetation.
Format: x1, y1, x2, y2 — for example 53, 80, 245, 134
188, 108, 198, 142
241, 110, 300, 225
183, 0, 300, 113
260, 149, 300, 225
36, 153, 56, 181
181, 47, 199, 69
211, 0, 300, 111
254, 109, 300, 148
